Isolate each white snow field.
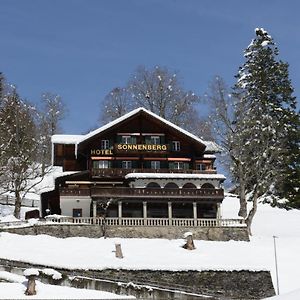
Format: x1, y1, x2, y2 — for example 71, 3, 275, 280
0, 195, 299, 299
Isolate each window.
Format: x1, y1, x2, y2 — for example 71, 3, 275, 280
55, 144, 63, 156
172, 141, 180, 151
164, 182, 179, 189
173, 162, 184, 170
196, 163, 206, 171
122, 136, 131, 144
201, 183, 215, 189
121, 136, 136, 144
151, 136, 160, 145
101, 139, 110, 149
93, 160, 110, 169
72, 208, 82, 217
122, 161, 132, 169
151, 161, 160, 169
146, 182, 161, 189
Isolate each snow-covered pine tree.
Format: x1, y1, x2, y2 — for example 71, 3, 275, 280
274, 112, 300, 208
0, 72, 4, 102
0, 88, 44, 218
232, 28, 298, 234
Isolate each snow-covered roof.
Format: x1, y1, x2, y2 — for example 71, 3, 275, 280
203, 154, 217, 159
51, 108, 220, 152
125, 173, 226, 180
82, 107, 211, 146
51, 135, 83, 144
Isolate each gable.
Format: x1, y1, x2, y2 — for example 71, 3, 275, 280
78, 108, 208, 151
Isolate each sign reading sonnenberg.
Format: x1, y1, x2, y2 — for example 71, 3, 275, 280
116, 144, 168, 151
91, 144, 168, 156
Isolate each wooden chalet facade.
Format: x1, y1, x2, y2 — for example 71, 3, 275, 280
41, 107, 227, 226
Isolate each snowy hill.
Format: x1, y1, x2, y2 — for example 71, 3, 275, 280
0, 195, 299, 299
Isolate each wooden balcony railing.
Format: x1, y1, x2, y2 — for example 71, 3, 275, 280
59, 187, 224, 199
45, 216, 246, 228
91, 168, 217, 178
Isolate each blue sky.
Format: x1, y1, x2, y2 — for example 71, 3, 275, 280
1, 0, 299, 133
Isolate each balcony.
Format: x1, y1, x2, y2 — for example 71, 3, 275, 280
60, 187, 224, 199
91, 168, 217, 178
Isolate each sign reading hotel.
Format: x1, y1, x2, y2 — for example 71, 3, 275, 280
91, 144, 168, 156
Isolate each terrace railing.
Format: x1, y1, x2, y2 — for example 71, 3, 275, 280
91, 168, 217, 178
45, 216, 245, 227
59, 187, 224, 199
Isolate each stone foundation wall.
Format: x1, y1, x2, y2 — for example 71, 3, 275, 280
0, 258, 275, 299
1, 223, 249, 241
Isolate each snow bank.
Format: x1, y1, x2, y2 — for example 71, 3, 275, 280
264, 288, 300, 300
24, 268, 39, 277
0, 271, 133, 299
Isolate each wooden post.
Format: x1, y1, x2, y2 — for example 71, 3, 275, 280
115, 243, 124, 259
25, 276, 37, 295
183, 232, 196, 250
24, 269, 39, 296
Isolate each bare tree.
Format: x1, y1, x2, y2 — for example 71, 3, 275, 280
128, 66, 199, 126
207, 76, 248, 217
0, 89, 46, 218
41, 92, 66, 135
99, 87, 133, 124
99, 66, 203, 135
38, 93, 67, 170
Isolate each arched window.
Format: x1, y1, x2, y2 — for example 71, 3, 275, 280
164, 182, 179, 189
146, 182, 161, 189
182, 183, 197, 189
201, 183, 215, 189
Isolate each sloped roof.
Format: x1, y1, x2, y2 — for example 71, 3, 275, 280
52, 107, 220, 152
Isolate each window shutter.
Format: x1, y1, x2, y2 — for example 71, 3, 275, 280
145, 136, 151, 144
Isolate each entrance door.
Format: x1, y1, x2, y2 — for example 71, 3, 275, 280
73, 208, 82, 217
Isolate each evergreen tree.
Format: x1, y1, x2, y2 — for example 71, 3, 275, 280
274, 113, 300, 208
231, 28, 299, 234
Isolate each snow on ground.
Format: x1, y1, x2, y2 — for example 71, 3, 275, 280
265, 289, 300, 300
0, 271, 133, 299
0, 204, 33, 221
0, 195, 299, 299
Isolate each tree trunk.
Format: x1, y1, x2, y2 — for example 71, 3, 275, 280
115, 243, 123, 258
14, 190, 21, 219
237, 164, 247, 218
25, 276, 37, 295
245, 192, 258, 236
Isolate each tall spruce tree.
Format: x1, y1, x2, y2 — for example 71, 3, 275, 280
231, 28, 299, 234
